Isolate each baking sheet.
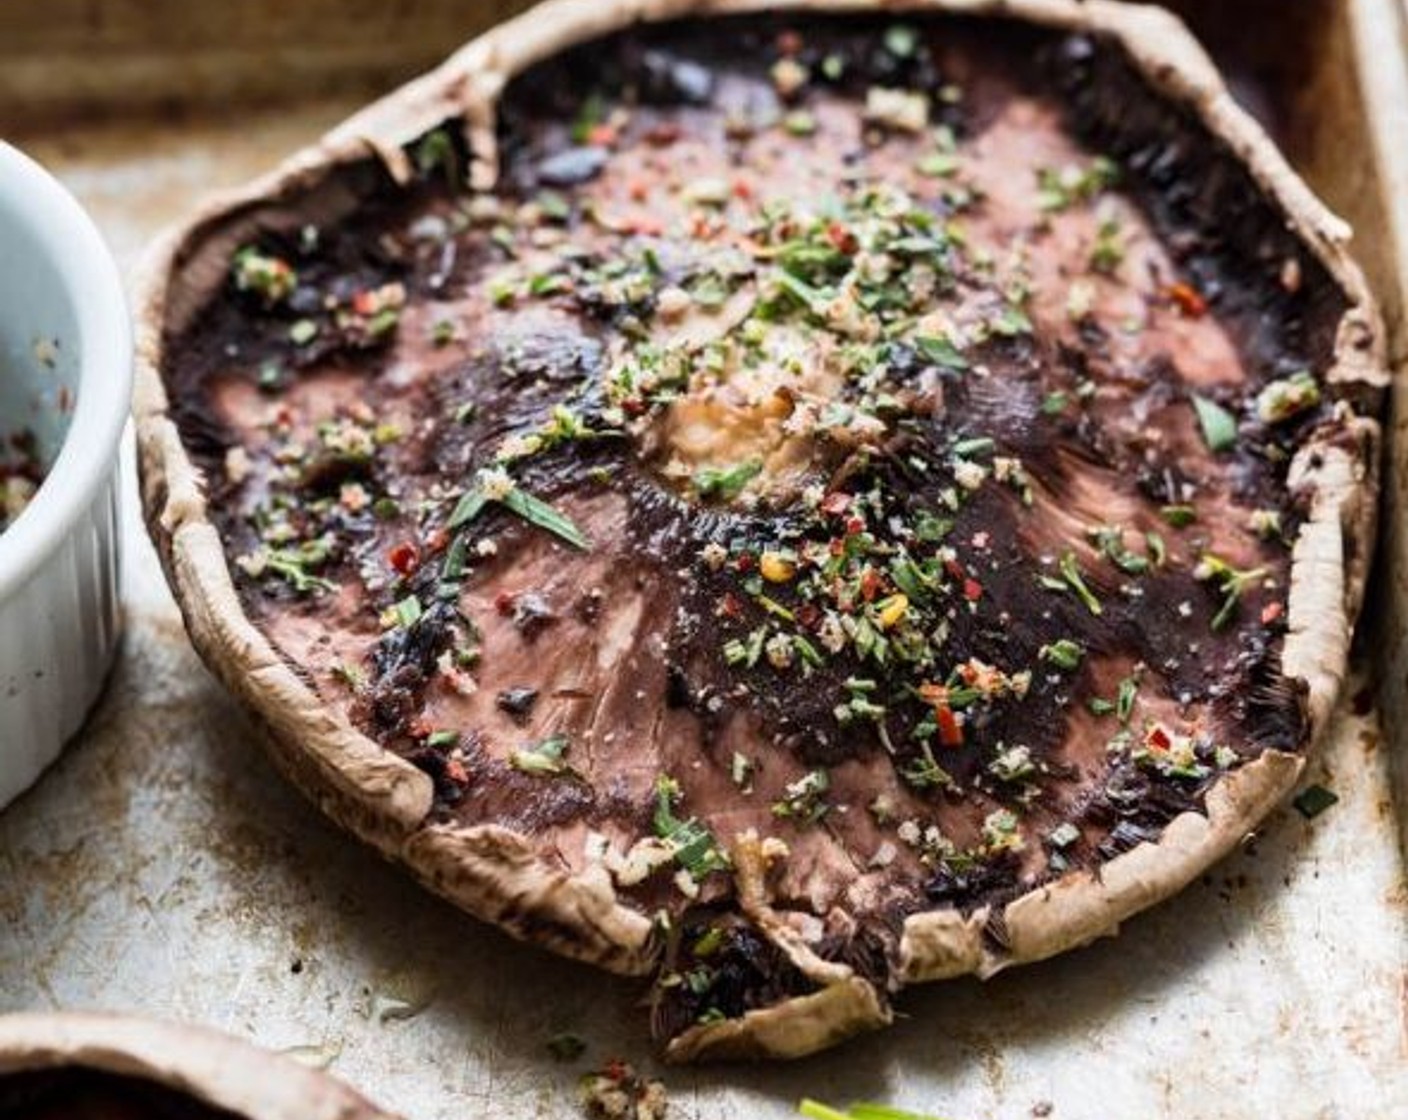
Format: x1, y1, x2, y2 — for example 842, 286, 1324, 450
2, 3, 1407, 1117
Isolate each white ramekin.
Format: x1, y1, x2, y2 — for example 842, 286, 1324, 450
0, 142, 130, 808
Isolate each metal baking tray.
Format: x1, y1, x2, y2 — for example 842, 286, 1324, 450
2, 2, 1405, 1117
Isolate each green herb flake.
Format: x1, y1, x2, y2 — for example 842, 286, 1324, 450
1160, 504, 1198, 529
1116, 675, 1139, 724
772, 769, 831, 824
654, 776, 731, 877
501, 487, 591, 550
546, 1032, 586, 1062
510, 733, 574, 777
1040, 639, 1084, 671
289, 318, 319, 346
914, 334, 969, 372
917, 152, 960, 179
1293, 783, 1338, 820
1192, 393, 1238, 454
694, 460, 763, 501
883, 24, 920, 58
393, 595, 423, 629
1058, 550, 1103, 616
1041, 390, 1069, 416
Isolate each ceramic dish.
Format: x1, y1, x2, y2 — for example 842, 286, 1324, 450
0, 141, 129, 807
0, 1012, 399, 1120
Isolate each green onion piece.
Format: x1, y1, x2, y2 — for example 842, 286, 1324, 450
502, 487, 590, 550
694, 460, 763, 501
1116, 676, 1139, 724
1040, 639, 1084, 670
510, 733, 573, 777
1059, 551, 1103, 616
1192, 394, 1238, 453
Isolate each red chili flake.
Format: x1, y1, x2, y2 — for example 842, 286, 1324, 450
587, 123, 618, 147
944, 558, 966, 582
1166, 281, 1208, 318
796, 603, 821, 630
844, 516, 865, 536
444, 758, 470, 785
825, 221, 859, 255
388, 541, 420, 576
935, 704, 964, 747
1146, 726, 1172, 752
717, 592, 743, 619
820, 491, 852, 517
963, 577, 983, 602
732, 177, 755, 201
621, 398, 648, 417
1261, 601, 1285, 625
409, 719, 432, 740
603, 1059, 630, 1084
777, 30, 804, 55
494, 590, 518, 615
352, 289, 378, 316
828, 538, 845, 557
627, 178, 649, 203
735, 553, 756, 574
859, 567, 882, 602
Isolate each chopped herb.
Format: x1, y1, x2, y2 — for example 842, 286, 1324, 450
912, 334, 967, 372
900, 742, 953, 790
510, 733, 575, 777
1040, 639, 1084, 670
883, 24, 920, 58
502, 486, 590, 549
425, 730, 459, 749
289, 318, 319, 346
694, 460, 763, 501
448, 474, 589, 550
1196, 553, 1268, 631
1089, 216, 1125, 274
546, 1032, 586, 1062
1116, 675, 1139, 724
1058, 550, 1103, 616
772, 769, 831, 823
1035, 157, 1118, 211
414, 128, 459, 189
1255, 371, 1321, 424
1090, 525, 1150, 575
1160, 504, 1197, 528
799, 1102, 949, 1120
1293, 783, 1338, 820
1041, 390, 1069, 415
232, 247, 296, 304
1192, 394, 1238, 454
916, 152, 960, 178
393, 594, 423, 628
1048, 822, 1081, 849
784, 110, 818, 136
654, 776, 731, 877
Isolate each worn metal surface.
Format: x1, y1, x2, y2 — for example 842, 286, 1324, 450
2, 3, 1408, 1117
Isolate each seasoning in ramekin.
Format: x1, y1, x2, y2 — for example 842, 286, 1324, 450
0, 429, 43, 533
